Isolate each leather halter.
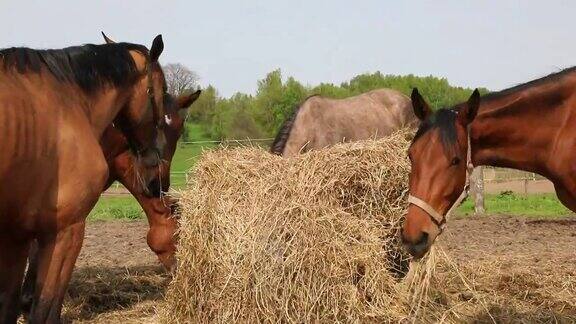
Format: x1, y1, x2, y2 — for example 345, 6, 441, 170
407, 126, 472, 230
112, 60, 167, 157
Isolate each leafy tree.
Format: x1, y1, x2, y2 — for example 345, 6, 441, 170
180, 85, 217, 141
188, 85, 217, 124
181, 69, 489, 141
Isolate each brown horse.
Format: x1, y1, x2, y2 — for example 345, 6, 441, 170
0, 37, 168, 323
99, 32, 200, 269
104, 91, 201, 269
271, 89, 418, 156
20, 90, 201, 317
402, 66, 576, 259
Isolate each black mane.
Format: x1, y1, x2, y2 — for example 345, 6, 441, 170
270, 94, 319, 155
0, 42, 149, 93
270, 104, 301, 155
413, 108, 459, 155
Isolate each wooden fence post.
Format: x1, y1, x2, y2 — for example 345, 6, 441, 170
470, 166, 485, 215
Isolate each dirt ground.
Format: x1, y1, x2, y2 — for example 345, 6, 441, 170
60, 215, 576, 323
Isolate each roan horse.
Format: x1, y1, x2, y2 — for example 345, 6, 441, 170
402, 66, 576, 259
271, 89, 419, 156
20, 90, 202, 316
0, 37, 169, 323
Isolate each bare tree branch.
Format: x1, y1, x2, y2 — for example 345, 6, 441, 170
163, 63, 200, 96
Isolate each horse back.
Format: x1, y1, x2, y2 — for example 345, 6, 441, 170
282, 89, 415, 155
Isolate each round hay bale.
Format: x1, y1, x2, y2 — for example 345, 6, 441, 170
162, 131, 424, 323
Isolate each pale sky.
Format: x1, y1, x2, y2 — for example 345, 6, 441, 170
1, 0, 575, 96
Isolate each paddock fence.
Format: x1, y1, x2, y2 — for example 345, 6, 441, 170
104, 138, 275, 196
103, 140, 555, 196
481, 167, 554, 194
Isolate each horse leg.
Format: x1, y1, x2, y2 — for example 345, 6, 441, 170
29, 221, 85, 324
21, 239, 39, 317
0, 237, 29, 324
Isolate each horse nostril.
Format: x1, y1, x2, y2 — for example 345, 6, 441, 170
404, 231, 430, 258
416, 232, 429, 248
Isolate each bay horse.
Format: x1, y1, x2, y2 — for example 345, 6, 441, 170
20, 90, 201, 317
271, 89, 418, 157
99, 32, 201, 270
402, 66, 576, 259
0, 36, 169, 323
103, 90, 201, 269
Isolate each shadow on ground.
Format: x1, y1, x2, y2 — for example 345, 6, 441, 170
469, 304, 576, 323
63, 265, 169, 321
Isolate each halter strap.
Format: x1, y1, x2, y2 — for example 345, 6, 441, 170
407, 195, 445, 225
146, 61, 165, 130
408, 126, 473, 229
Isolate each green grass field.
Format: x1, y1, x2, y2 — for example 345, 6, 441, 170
89, 196, 142, 221
457, 191, 571, 217
92, 192, 573, 221
169, 123, 216, 187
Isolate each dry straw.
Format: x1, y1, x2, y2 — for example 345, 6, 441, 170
161, 130, 434, 323
161, 129, 576, 323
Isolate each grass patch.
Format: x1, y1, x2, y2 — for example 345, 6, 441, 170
88, 196, 143, 221
92, 192, 572, 222
457, 191, 572, 217
170, 124, 216, 187
170, 144, 214, 187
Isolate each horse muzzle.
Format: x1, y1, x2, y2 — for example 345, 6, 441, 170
139, 148, 161, 168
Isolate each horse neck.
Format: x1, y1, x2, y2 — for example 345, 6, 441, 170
100, 126, 129, 164
471, 74, 576, 177
83, 87, 134, 139
7, 68, 134, 139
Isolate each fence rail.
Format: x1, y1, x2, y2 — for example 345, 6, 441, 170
179, 138, 275, 145
476, 167, 554, 195
104, 137, 551, 196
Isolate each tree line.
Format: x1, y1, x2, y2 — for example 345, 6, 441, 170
165, 65, 489, 141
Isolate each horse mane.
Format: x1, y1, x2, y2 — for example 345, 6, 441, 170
0, 42, 149, 93
413, 66, 576, 155
482, 66, 576, 102
270, 94, 319, 155
270, 105, 301, 155
413, 109, 459, 156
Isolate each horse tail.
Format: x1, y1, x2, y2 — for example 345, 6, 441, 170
270, 94, 319, 155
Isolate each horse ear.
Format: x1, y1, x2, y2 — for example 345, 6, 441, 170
149, 35, 164, 62
411, 88, 432, 121
458, 89, 481, 126
178, 90, 202, 109
101, 31, 116, 44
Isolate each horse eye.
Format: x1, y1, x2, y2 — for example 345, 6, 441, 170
451, 157, 461, 165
